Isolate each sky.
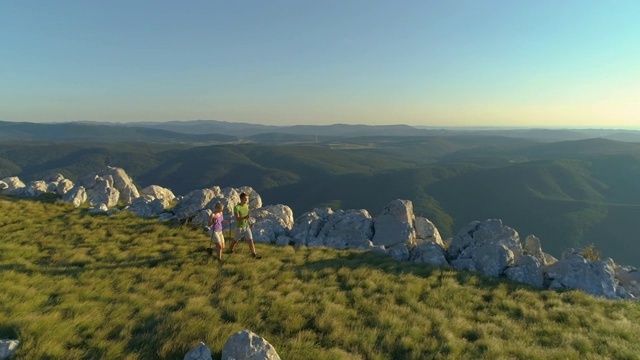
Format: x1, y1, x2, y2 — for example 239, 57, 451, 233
1, 0, 639, 128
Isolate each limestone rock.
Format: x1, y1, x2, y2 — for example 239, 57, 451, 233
317, 209, 374, 250
55, 178, 75, 196
615, 265, 640, 298
372, 199, 416, 248
212, 187, 240, 212
451, 258, 477, 272
275, 235, 292, 246
172, 189, 218, 219
86, 178, 120, 208
1, 176, 25, 192
547, 254, 619, 299
184, 342, 212, 360
221, 330, 280, 360
415, 217, 444, 247
290, 208, 374, 250
410, 242, 449, 267
522, 235, 557, 267
290, 208, 333, 246
448, 219, 522, 276
46, 173, 65, 182
89, 203, 109, 214
384, 243, 411, 261
127, 195, 165, 218
504, 255, 544, 288
23, 180, 48, 197
251, 204, 294, 244
60, 185, 87, 208
0, 339, 19, 360
472, 243, 514, 277
524, 235, 543, 259
78, 166, 139, 205
99, 166, 139, 204
140, 185, 176, 209
191, 209, 214, 229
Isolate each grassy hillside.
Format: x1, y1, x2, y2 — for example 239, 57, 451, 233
2, 196, 640, 359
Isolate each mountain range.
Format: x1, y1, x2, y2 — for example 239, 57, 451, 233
2, 120, 640, 143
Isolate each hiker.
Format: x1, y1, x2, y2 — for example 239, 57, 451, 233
228, 192, 261, 259
208, 202, 232, 261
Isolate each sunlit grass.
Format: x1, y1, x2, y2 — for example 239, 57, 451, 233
2, 195, 640, 359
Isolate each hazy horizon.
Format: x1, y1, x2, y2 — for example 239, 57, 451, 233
2, 118, 639, 132
1, 1, 638, 128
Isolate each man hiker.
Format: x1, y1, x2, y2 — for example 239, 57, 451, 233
228, 192, 261, 259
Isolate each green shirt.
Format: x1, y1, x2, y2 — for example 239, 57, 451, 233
234, 203, 249, 228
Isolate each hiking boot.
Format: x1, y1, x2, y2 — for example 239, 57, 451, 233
227, 249, 234, 254
252, 253, 262, 259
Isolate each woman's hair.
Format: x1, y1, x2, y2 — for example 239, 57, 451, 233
214, 202, 224, 211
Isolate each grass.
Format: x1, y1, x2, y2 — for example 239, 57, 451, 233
2, 195, 640, 359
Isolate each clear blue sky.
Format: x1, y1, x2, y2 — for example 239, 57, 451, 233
1, 0, 638, 128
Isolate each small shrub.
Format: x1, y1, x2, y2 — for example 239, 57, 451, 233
580, 243, 602, 261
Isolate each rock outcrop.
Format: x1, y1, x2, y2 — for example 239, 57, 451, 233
78, 166, 138, 207
1, 176, 26, 194
61, 186, 87, 208
546, 252, 623, 300
127, 195, 166, 218
140, 185, 176, 209
184, 342, 212, 360
373, 199, 416, 248
172, 189, 219, 220
0, 339, 19, 360
291, 208, 374, 250
250, 204, 294, 244
221, 329, 280, 360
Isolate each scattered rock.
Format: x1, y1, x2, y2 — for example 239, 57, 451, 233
415, 216, 444, 247
221, 329, 280, 360
1, 176, 26, 194
410, 242, 449, 267
0, 339, 19, 360
184, 342, 212, 360
140, 185, 176, 209
60, 185, 87, 208
127, 195, 165, 218
251, 204, 294, 244
372, 199, 416, 248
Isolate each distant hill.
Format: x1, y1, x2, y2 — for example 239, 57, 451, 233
0, 121, 237, 143
3, 120, 640, 144
124, 120, 427, 137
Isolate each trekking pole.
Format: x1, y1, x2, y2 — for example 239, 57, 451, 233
207, 225, 214, 255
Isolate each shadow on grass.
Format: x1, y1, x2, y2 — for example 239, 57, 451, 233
0, 193, 60, 203
0, 324, 19, 340
123, 304, 207, 359
296, 250, 528, 293
0, 253, 180, 276
297, 250, 438, 276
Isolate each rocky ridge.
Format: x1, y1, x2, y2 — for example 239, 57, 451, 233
3, 166, 639, 301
